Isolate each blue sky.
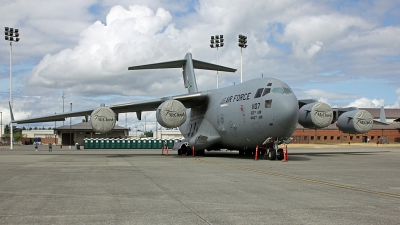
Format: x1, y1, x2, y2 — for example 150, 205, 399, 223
0, 0, 399, 131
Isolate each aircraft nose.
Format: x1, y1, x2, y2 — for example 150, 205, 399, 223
272, 96, 299, 129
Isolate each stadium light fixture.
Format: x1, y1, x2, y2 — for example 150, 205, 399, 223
210, 35, 224, 89
238, 34, 247, 83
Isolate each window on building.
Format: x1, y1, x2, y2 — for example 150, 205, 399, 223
330, 136, 334, 140
324, 136, 327, 140
311, 136, 314, 140
317, 136, 321, 140
371, 136, 375, 140
350, 136, 354, 140
337, 136, 341, 140
356, 136, 360, 141
296, 136, 301, 141
344, 136, 347, 140
304, 136, 308, 140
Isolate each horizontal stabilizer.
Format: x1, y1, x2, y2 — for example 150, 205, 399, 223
128, 59, 236, 72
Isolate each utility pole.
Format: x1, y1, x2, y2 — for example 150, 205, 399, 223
210, 35, 224, 89
4, 27, 20, 149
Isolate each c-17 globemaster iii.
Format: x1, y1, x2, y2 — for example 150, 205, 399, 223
12, 52, 387, 159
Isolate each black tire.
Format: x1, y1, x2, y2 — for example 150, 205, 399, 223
268, 149, 276, 160
277, 148, 283, 160
178, 149, 182, 156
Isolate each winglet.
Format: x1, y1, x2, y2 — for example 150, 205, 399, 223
379, 106, 386, 123
9, 101, 15, 122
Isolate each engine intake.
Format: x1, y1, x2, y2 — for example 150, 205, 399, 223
337, 110, 373, 134
90, 107, 116, 133
156, 100, 187, 128
298, 102, 333, 129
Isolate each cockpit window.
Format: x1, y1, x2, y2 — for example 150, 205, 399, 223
262, 88, 271, 96
283, 87, 292, 94
272, 87, 284, 94
254, 88, 264, 98
267, 83, 272, 86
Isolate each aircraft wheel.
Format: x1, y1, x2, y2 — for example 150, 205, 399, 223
178, 149, 182, 156
277, 148, 284, 160
268, 150, 276, 160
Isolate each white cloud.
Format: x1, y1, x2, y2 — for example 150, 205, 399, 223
346, 97, 385, 108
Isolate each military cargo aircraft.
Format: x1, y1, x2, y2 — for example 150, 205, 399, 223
12, 53, 387, 159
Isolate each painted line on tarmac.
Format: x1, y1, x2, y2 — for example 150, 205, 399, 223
195, 158, 400, 199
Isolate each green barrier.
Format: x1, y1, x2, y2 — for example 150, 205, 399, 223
126, 139, 131, 149
142, 139, 148, 149
89, 139, 94, 149
136, 139, 142, 149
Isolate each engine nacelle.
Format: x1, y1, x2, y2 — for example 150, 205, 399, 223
90, 107, 116, 133
337, 110, 373, 134
156, 100, 187, 128
298, 102, 333, 129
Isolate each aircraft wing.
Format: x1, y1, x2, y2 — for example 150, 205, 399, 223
12, 92, 208, 124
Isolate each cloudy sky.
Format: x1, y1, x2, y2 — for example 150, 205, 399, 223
1, 0, 399, 132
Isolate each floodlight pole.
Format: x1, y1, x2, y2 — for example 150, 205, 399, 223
5, 27, 20, 149
62, 93, 65, 126
1, 112, 2, 143
238, 34, 248, 83
70, 103, 72, 149
210, 35, 224, 89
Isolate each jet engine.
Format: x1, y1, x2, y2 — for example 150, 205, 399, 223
156, 100, 187, 128
90, 107, 117, 133
298, 102, 333, 129
337, 110, 373, 134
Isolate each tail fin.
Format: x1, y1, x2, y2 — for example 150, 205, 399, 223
379, 106, 387, 123
128, 53, 236, 93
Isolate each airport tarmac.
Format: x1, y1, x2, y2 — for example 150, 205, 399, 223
0, 144, 399, 224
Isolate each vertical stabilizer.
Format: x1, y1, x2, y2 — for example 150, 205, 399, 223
183, 53, 198, 93
380, 106, 387, 123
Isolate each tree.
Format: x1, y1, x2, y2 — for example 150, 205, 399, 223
144, 130, 153, 137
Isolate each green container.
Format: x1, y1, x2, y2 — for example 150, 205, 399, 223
110, 139, 116, 149
156, 139, 162, 149
89, 139, 94, 149
105, 139, 110, 149
94, 139, 100, 149
149, 139, 154, 149
100, 139, 105, 149
167, 139, 174, 149
126, 139, 131, 149
143, 139, 148, 149
131, 139, 137, 149
84, 139, 89, 149
136, 139, 142, 149
120, 139, 126, 149
115, 139, 121, 149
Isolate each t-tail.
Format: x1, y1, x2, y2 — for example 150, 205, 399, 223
128, 53, 236, 93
